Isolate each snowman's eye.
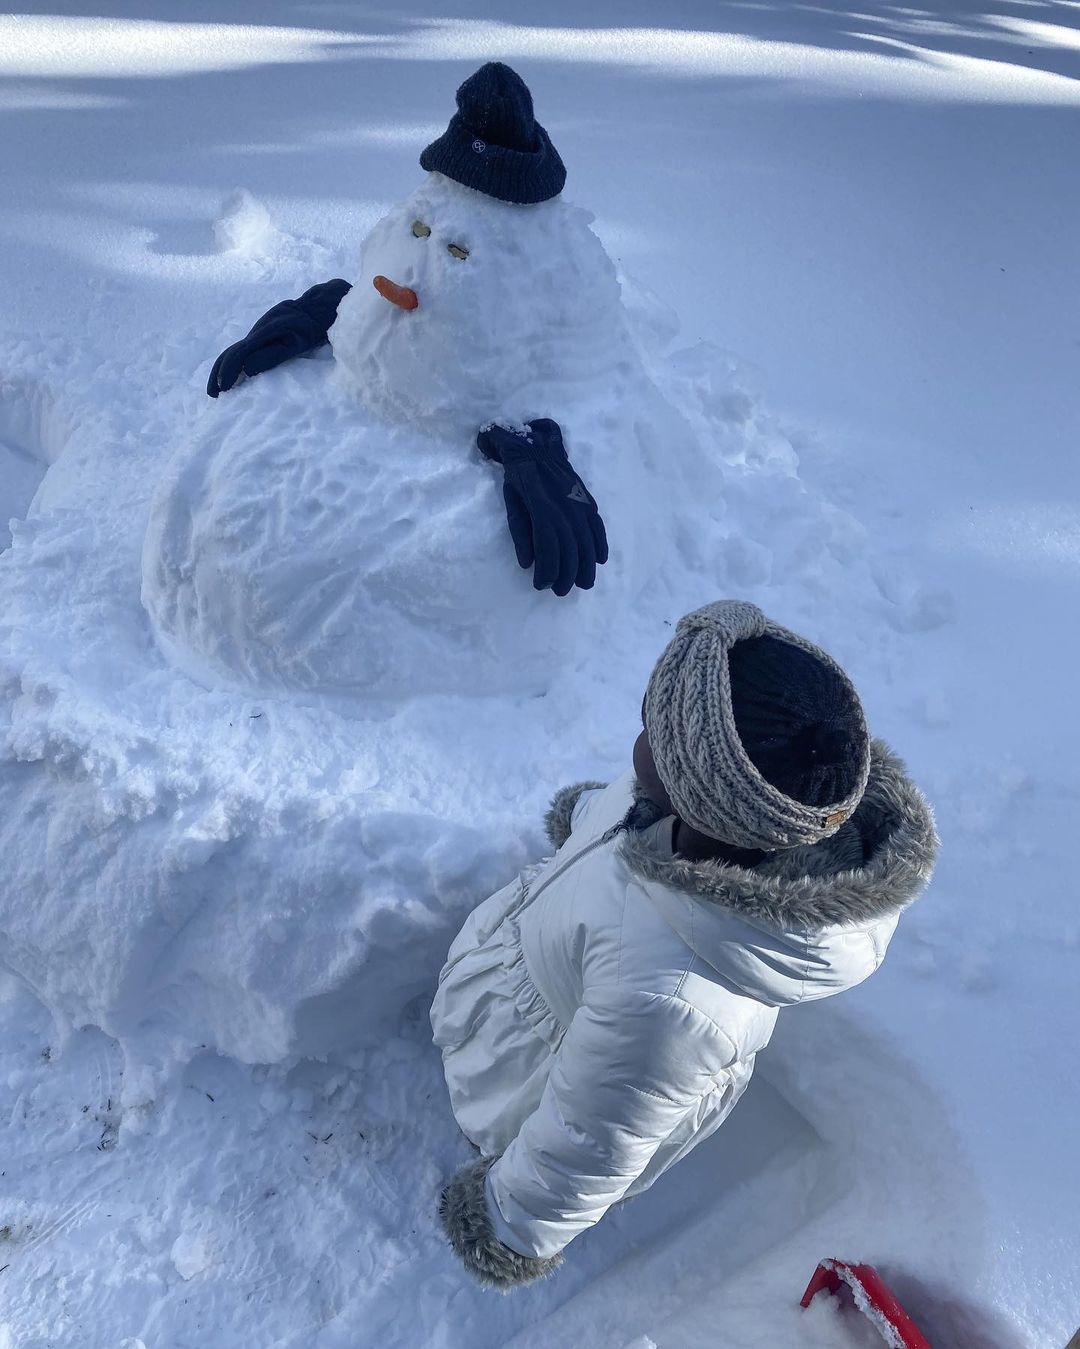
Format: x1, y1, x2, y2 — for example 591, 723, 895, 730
447, 243, 469, 260
411, 220, 431, 238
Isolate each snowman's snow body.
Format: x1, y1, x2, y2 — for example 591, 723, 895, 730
142, 175, 669, 698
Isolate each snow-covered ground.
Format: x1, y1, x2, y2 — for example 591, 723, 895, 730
2, 4, 1078, 1347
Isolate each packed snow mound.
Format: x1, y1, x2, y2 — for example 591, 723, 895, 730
0, 376, 72, 549
0, 729, 511, 1082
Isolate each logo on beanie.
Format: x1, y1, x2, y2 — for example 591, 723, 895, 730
824, 808, 850, 830
472, 138, 487, 154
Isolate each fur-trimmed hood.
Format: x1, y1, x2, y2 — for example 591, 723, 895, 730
620, 740, 938, 1004
623, 739, 937, 930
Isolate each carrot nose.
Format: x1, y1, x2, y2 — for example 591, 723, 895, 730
373, 275, 419, 311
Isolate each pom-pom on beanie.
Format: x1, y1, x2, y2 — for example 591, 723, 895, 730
420, 62, 566, 205
644, 601, 871, 851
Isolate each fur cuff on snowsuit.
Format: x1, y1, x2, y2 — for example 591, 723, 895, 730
438, 1155, 563, 1290
544, 781, 608, 850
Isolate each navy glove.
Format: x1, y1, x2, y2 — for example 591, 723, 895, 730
206, 278, 352, 397
477, 419, 609, 596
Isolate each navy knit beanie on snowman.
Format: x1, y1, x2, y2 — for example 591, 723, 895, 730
420, 62, 566, 205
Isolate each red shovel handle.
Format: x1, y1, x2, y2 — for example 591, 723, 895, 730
801, 1260, 932, 1348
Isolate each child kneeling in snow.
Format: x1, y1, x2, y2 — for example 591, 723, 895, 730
431, 600, 938, 1289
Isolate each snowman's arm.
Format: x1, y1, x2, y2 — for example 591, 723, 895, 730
207, 279, 352, 397
476, 419, 609, 596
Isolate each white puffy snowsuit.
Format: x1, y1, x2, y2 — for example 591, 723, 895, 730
431, 742, 938, 1288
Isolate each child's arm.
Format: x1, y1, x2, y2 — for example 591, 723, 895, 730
438, 985, 738, 1288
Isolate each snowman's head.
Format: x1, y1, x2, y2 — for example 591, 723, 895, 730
329, 172, 630, 434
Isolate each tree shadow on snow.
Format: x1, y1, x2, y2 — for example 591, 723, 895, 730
1, 0, 1077, 307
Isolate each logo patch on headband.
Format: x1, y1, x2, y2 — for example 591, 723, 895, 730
824, 808, 850, 830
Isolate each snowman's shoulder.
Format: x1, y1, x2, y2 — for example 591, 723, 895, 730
205, 360, 377, 452
192, 361, 480, 501
240, 355, 350, 418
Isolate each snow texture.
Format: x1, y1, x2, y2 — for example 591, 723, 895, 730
1, 3, 1077, 1347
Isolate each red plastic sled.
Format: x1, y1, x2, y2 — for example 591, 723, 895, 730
801, 1260, 932, 1347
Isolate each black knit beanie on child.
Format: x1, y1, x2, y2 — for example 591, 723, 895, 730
728, 634, 865, 810
644, 601, 871, 851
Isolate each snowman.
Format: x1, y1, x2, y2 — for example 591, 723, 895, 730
0, 55, 880, 1093
142, 63, 673, 699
